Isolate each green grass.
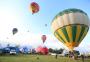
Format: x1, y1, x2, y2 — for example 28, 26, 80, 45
0, 54, 90, 62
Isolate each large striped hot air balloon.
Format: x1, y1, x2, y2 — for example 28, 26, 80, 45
51, 8, 90, 51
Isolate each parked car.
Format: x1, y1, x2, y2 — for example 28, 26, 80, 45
10, 49, 16, 55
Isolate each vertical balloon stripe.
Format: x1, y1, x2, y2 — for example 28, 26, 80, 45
63, 14, 70, 25
61, 27, 70, 42
57, 16, 64, 28
54, 31, 65, 43
61, 16, 65, 27
79, 27, 89, 43
69, 13, 74, 24
66, 26, 73, 42
77, 26, 85, 42
75, 25, 81, 42
72, 25, 77, 42
57, 29, 68, 43
77, 27, 88, 46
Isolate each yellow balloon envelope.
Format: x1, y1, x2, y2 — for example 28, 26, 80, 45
51, 8, 89, 51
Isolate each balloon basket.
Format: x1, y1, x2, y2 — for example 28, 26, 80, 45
69, 50, 78, 60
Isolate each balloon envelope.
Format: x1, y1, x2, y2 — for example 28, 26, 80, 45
51, 8, 89, 51
36, 46, 48, 55
30, 2, 39, 14
45, 24, 47, 27
12, 28, 18, 35
41, 35, 46, 43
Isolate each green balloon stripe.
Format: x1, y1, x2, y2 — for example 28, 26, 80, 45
72, 25, 77, 42
61, 27, 70, 42
77, 26, 85, 42
79, 27, 89, 43
55, 31, 66, 43
54, 24, 89, 44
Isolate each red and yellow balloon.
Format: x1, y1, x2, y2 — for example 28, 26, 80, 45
30, 2, 39, 14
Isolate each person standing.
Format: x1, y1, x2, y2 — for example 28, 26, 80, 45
81, 54, 84, 62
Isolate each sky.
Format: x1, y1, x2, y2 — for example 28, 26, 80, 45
0, 0, 90, 53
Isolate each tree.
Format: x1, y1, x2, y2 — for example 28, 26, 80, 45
49, 48, 53, 53
58, 48, 64, 54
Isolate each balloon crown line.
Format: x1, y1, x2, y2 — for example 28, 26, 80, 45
57, 8, 87, 16
51, 8, 88, 24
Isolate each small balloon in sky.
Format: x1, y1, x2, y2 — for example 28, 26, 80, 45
27, 30, 29, 32
41, 35, 46, 43
30, 2, 39, 14
12, 28, 18, 35
45, 24, 47, 27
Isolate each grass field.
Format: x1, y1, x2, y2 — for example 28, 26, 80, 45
0, 54, 90, 62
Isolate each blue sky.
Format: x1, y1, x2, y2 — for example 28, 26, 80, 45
0, 0, 90, 52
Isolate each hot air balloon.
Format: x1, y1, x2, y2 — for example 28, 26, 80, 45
45, 24, 47, 27
12, 28, 18, 35
30, 2, 39, 14
41, 35, 46, 43
35, 46, 48, 55
51, 8, 89, 52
